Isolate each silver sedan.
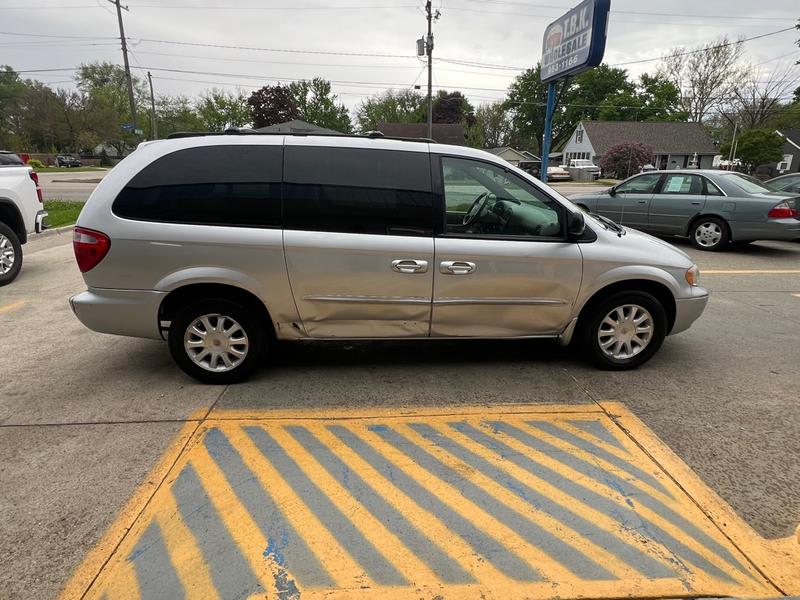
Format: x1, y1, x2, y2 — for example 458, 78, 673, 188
571, 170, 800, 251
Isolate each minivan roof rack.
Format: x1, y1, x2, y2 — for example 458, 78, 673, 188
165, 129, 436, 144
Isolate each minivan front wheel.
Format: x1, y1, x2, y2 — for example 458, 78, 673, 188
168, 299, 264, 384
581, 291, 667, 370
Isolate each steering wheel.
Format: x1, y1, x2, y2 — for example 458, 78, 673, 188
462, 192, 491, 226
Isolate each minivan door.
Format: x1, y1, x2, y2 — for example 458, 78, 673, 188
282, 141, 435, 338
431, 156, 582, 337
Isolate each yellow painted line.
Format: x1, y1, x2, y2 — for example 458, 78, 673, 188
65, 405, 800, 600
602, 401, 800, 595
156, 489, 221, 600
703, 269, 800, 274
0, 300, 25, 314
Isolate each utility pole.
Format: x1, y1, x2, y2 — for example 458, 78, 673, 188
425, 0, 435, 140
109, 0, 138, 136
728, 122, 738, 166
147, 71, 157, 139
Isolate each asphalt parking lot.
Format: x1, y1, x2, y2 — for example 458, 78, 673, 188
2, 228, 799, 599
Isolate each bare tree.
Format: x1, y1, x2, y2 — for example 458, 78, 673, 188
726, 62, 800, 130
659, 36, 746, 122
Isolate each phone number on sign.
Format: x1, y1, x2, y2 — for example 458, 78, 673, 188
545, 54, 579, 77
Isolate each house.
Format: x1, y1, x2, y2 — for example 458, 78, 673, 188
487, 147, 541, 175
253, 120, 343, 135
377, 122, 466, 145
774, 129, 800, 175
561, 121, 719, 170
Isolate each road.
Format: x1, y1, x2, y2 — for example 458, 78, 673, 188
2, 229, 799, 599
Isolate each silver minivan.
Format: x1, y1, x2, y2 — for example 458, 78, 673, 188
70, 133, 708, 383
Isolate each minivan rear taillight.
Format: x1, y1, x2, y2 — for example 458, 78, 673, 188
73, 227, 110, 272
768, 200, 799, 219
28, 170, 43, 203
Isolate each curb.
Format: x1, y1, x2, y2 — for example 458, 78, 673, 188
35, 224, 74, 240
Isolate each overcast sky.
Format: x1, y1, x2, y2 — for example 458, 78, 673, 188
2, 0, 798, 111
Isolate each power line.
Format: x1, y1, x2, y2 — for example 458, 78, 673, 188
0, 30, 117, 40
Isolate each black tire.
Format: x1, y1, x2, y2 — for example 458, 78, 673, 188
689, 216, 729, 251
580, 291, 667, 370
0, 222, 23, 287
168, 298, 265, 384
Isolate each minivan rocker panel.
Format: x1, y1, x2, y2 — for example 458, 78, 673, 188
70, 134, 708, 383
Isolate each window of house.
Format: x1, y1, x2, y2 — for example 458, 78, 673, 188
283, 146, 434, 236
442, 156, 562, 239
777, 154, 792, 172
576, 128, 584, 144
113, 145, 283, 227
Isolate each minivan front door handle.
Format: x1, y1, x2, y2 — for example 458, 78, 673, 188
391, 259, 429, 274
440, 261, 476, 275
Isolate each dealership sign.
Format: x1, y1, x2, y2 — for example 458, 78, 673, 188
541, 0, 610, 82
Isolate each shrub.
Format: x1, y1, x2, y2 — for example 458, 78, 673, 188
598, 142, 655, 179
27, 158, 45, 169
99, 150, 112, 167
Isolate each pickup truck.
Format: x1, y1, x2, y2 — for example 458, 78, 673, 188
567, 159, 602, 180
0, 151, 48, 285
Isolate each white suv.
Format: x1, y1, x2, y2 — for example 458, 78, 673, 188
0, 151, 47, 285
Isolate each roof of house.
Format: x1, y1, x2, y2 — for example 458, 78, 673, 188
579, 121, 718, 155
777, 129, 800, 150
486, 147, 539, 161
253, 120, 343, 135
377, 122, 465, 145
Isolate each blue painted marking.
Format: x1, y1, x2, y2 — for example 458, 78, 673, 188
128, 521, 185, 600
329, 424, 543, 582
203, 427, 333, 589
286, 425, 476, 584
244, 425, 408, 586
172, 463, 264, 598
478, 421, 746, 581
412, 423, 675, 579
527, 421, 672, 496
566, 419, 630, 452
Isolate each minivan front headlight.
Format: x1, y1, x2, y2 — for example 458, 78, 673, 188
685, 265, 700, 286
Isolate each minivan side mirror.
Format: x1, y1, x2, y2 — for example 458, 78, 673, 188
567, 210, 586, 239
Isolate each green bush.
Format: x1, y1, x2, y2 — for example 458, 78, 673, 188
27, 158, 45, 169
99, 150, 112, 167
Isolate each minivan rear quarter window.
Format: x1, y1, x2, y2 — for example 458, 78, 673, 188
283, 146, 433, 236
113, 145, 282, 227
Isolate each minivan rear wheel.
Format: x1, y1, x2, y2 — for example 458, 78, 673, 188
168, 298, 264, 384
581, 291, 667, 370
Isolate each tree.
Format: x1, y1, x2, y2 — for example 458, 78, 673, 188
724, 63, 800, 130
248, 85, 299, 128
432, 90, 475, 125
287, 78, 352, 133
720, 129, 784, 171
598, 142, 655, 179
505, 65, 550, 155
197, 89, 250, 131
659, 36, 746, 122
0, 66, 29, 148
468, 102, 514, 149
355, 89, 425, 132
152, 95, 204, 138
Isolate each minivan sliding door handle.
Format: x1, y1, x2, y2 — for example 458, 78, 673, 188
440, 261, 476, 275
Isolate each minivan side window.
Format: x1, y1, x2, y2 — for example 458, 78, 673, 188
283, 146, 433, 236
442, 156, 563, 238
113, 145, 282, 227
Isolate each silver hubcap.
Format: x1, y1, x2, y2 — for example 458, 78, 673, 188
0, 234, 15, 274
597, 304, 654, 361
184, 314, 249, 373
694, 222, 722, 247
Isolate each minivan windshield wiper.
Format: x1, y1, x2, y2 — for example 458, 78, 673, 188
588, 212, 626, 236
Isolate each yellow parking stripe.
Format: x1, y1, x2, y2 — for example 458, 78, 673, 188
221, 425, 366, 589
703, 269, 800, 274
397, 422, 642, 581
267, 425, 443, 587
155, 489, 221, 600
188, 446, 276, 597
0, 300, 25, 314
474, 420, 761, 590
66, 406, 797, 600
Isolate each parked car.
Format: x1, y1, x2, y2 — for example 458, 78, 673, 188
546, 165, 571, 181
568, 159, 601, 180
0, 151, 47, 285
70, 134, 708, 382
56, 154, 82, 168
571, 170, 800, 251
768, 173, 800, 195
